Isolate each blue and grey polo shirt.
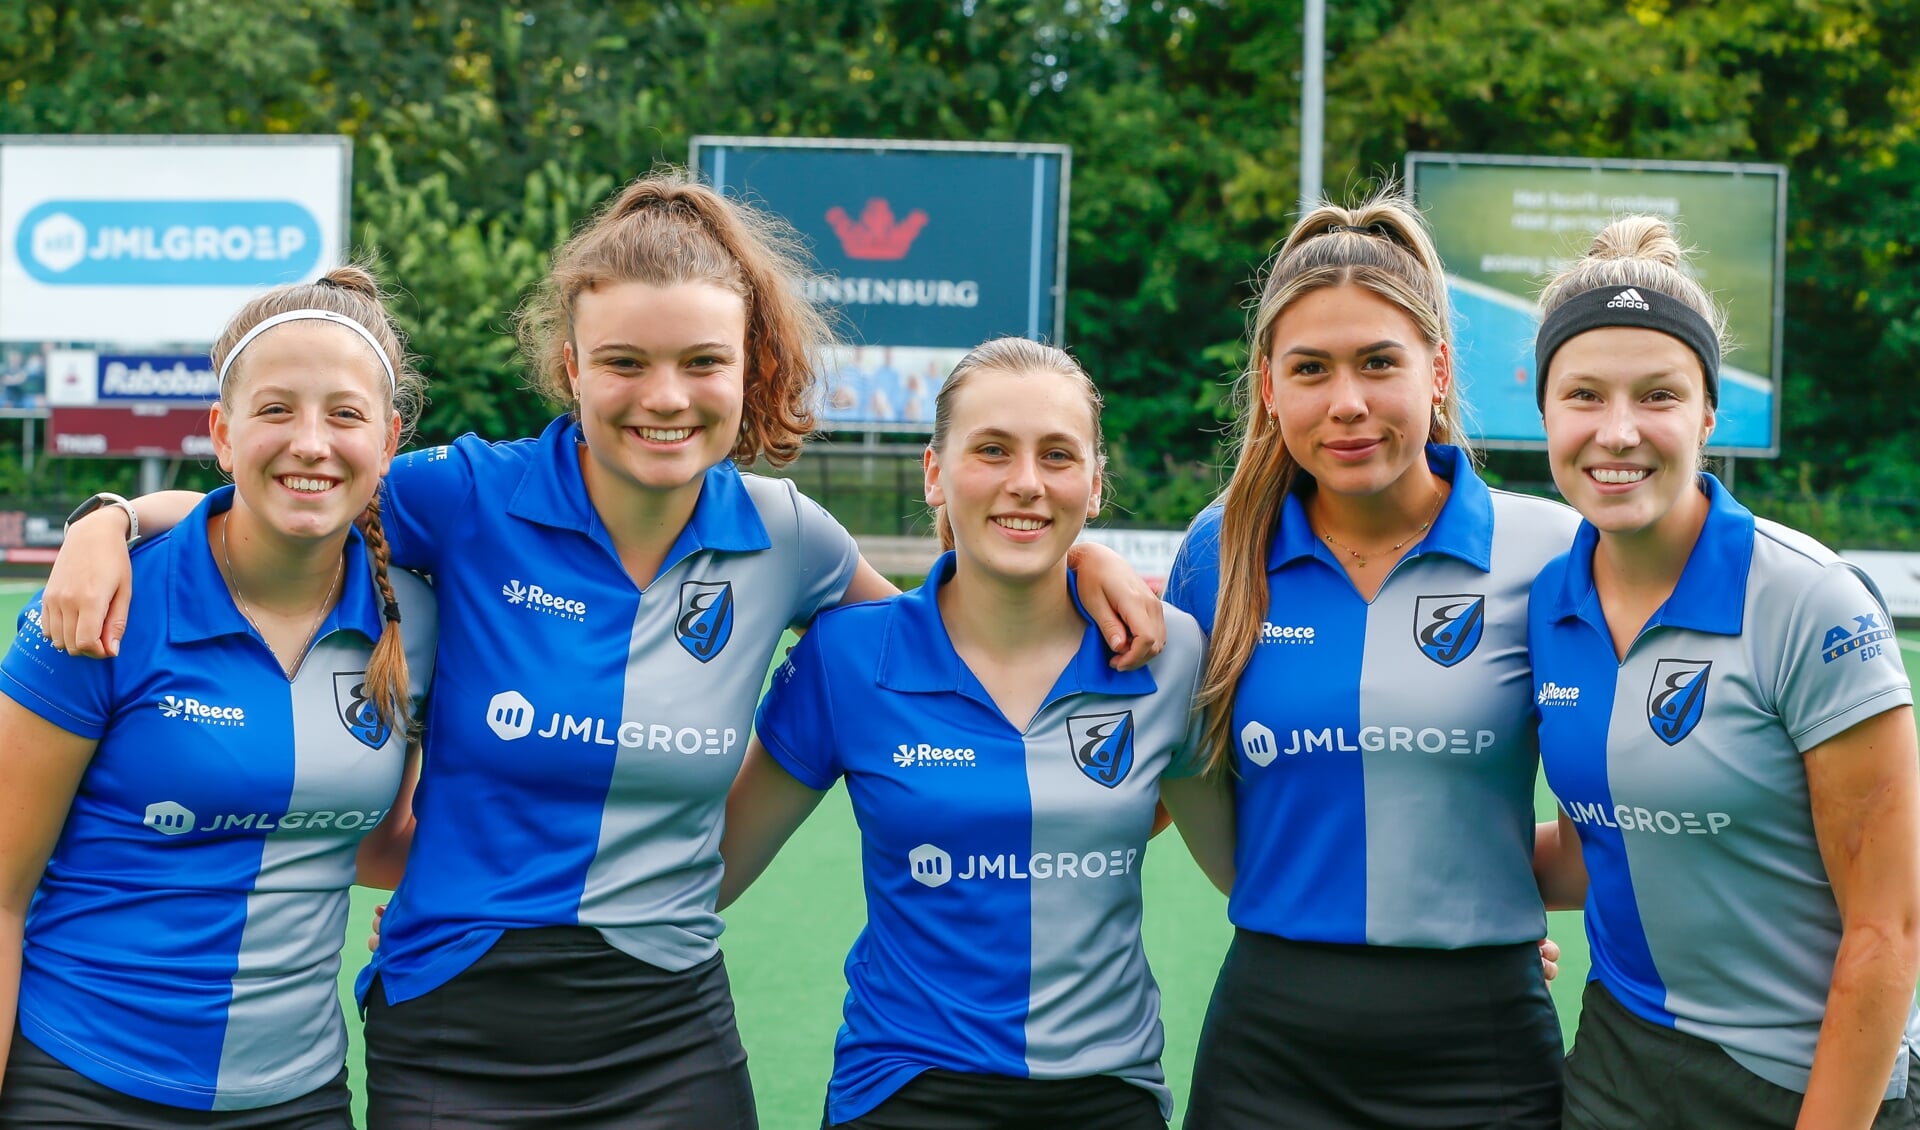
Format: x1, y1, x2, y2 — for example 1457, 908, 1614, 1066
1, 486, 437, 1110
1531, 473, 1919, 1097
754, 553, 1208, 1124
363, 415, 860, 1005
1165, 444, 1579, 948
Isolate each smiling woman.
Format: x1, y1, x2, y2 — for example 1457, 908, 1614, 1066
1166, 191, 1576, 1130
0, 267, 438, 1130
715, 337, 1232, 1130
1529, 217, 1920, 1130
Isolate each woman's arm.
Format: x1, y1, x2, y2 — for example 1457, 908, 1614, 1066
0, 697, 97, 1086
717, 739, 830, 911
44, 490, 203, 657
1160, 771, 1235, 897
1798, 706, 1920, 1130
1532, 810, 1589, 912
354, 733, 424, 891
837, 557, 899, 606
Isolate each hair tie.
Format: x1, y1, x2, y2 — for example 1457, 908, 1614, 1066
1534, 285, 1721, 410
1326, 222, 1387, 238
383, 599, 403, 625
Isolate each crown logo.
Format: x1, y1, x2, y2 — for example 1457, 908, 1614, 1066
825, 199, 928, 260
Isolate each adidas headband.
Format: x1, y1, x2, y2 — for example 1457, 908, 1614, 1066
216, 309, 396, 393
1534, 285, 1720, 410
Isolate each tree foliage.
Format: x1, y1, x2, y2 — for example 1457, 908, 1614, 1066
2, 0, 1915, 528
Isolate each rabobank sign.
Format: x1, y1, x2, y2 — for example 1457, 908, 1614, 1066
18, 200, 323, 286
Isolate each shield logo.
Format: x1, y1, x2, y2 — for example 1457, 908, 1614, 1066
1413, 594, 1485, 668
1647, 659, 1711, 746
334, 671, 391, 750
677, 581, 735, 663
1068, 710, 1136, 789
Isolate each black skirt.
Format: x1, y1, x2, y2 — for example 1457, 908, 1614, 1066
1565, 979, 1920, 1130
363, 926, 756, 1129
1183, 928, 1563, 1130
826, 1069, 1166, 1130
0, 1029, 351, 1129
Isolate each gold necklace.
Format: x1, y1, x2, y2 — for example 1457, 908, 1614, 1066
1318, 488, 1446, 569
221, 514, 342, 679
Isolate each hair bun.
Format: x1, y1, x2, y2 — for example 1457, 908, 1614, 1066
1585, 215, 1686, 270
317, 265, 382, 300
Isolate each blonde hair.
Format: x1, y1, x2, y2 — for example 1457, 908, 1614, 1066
1538, 215, 1729, 355
210, 264, 423, 740
516, 168, 836, 468
927, 337, 1105, 551
1197, 190, 1461, 772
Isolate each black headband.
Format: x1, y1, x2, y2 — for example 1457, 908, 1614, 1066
1534, 285, 1720, 410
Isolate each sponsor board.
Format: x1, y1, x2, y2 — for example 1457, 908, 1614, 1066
0, 137, 349, 342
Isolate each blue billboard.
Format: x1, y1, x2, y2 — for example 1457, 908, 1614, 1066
693, 137, 1069, 432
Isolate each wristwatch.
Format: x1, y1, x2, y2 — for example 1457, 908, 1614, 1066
64, 492, 140, 542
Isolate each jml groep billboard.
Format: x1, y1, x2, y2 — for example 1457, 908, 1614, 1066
1, 137, 349, 343
693, 137, 1068, 431
1407, 154, 1786, 456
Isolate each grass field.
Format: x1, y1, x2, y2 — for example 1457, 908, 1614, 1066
4, 580, 1918, 1128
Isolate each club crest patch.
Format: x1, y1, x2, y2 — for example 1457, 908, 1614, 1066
1648, 659, 1711, 746
1414, 594, 1485, 668
1068, 710, 1136, 789
677, 580, 735, 663
334, 671, 391, 750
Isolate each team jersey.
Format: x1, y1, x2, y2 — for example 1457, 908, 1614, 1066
0, 486, 437, 1111
362, 415, 860, 1005
1530, 473, 1919, 1097
754, 553, 1209, 1124
1165, 444, 1578, 948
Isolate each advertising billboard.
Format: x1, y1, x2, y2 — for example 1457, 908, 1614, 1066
1406, 153, 1786, 455
692, 137, 1068, 432
1, 136, 350, 344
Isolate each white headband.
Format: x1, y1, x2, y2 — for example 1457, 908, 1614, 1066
216, 308, 397, 392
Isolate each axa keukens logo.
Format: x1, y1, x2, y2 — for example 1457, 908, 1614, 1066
18, 200, 323, 286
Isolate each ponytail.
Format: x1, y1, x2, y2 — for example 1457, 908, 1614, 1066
355, 493, 414, 739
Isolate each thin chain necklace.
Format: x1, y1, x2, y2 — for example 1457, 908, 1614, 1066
221, 513, 341, 679
1317, 487, 1446, 569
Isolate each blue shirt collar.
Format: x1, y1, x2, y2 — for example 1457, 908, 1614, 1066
875, 551, 1157, 704
1548, 472, 1752, 636
1268, 444, 1494, 574
167, 485, 387, 646
506, 415, 771, 555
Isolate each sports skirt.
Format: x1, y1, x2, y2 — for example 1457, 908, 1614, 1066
0, 1028, 350, 1129
1183, 928, 1562, 1129
363, 925, 755, 1129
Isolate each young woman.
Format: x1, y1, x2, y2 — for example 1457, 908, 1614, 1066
0, 268, 437, 1127
1528, 217, 1920, 1130
718, 337, 1234, 1130
41, 172, 1163, 1128
1165, 194, 1577, 1129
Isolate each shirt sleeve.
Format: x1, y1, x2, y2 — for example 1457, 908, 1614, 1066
1163, 509, 1222, 635
1774, 562, 1913, 752
0, 595, 114, 739
1161, 608, 1213, 780
782, 482, 861, 629
379, 440, 481, 574
753, 627, 843, 791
